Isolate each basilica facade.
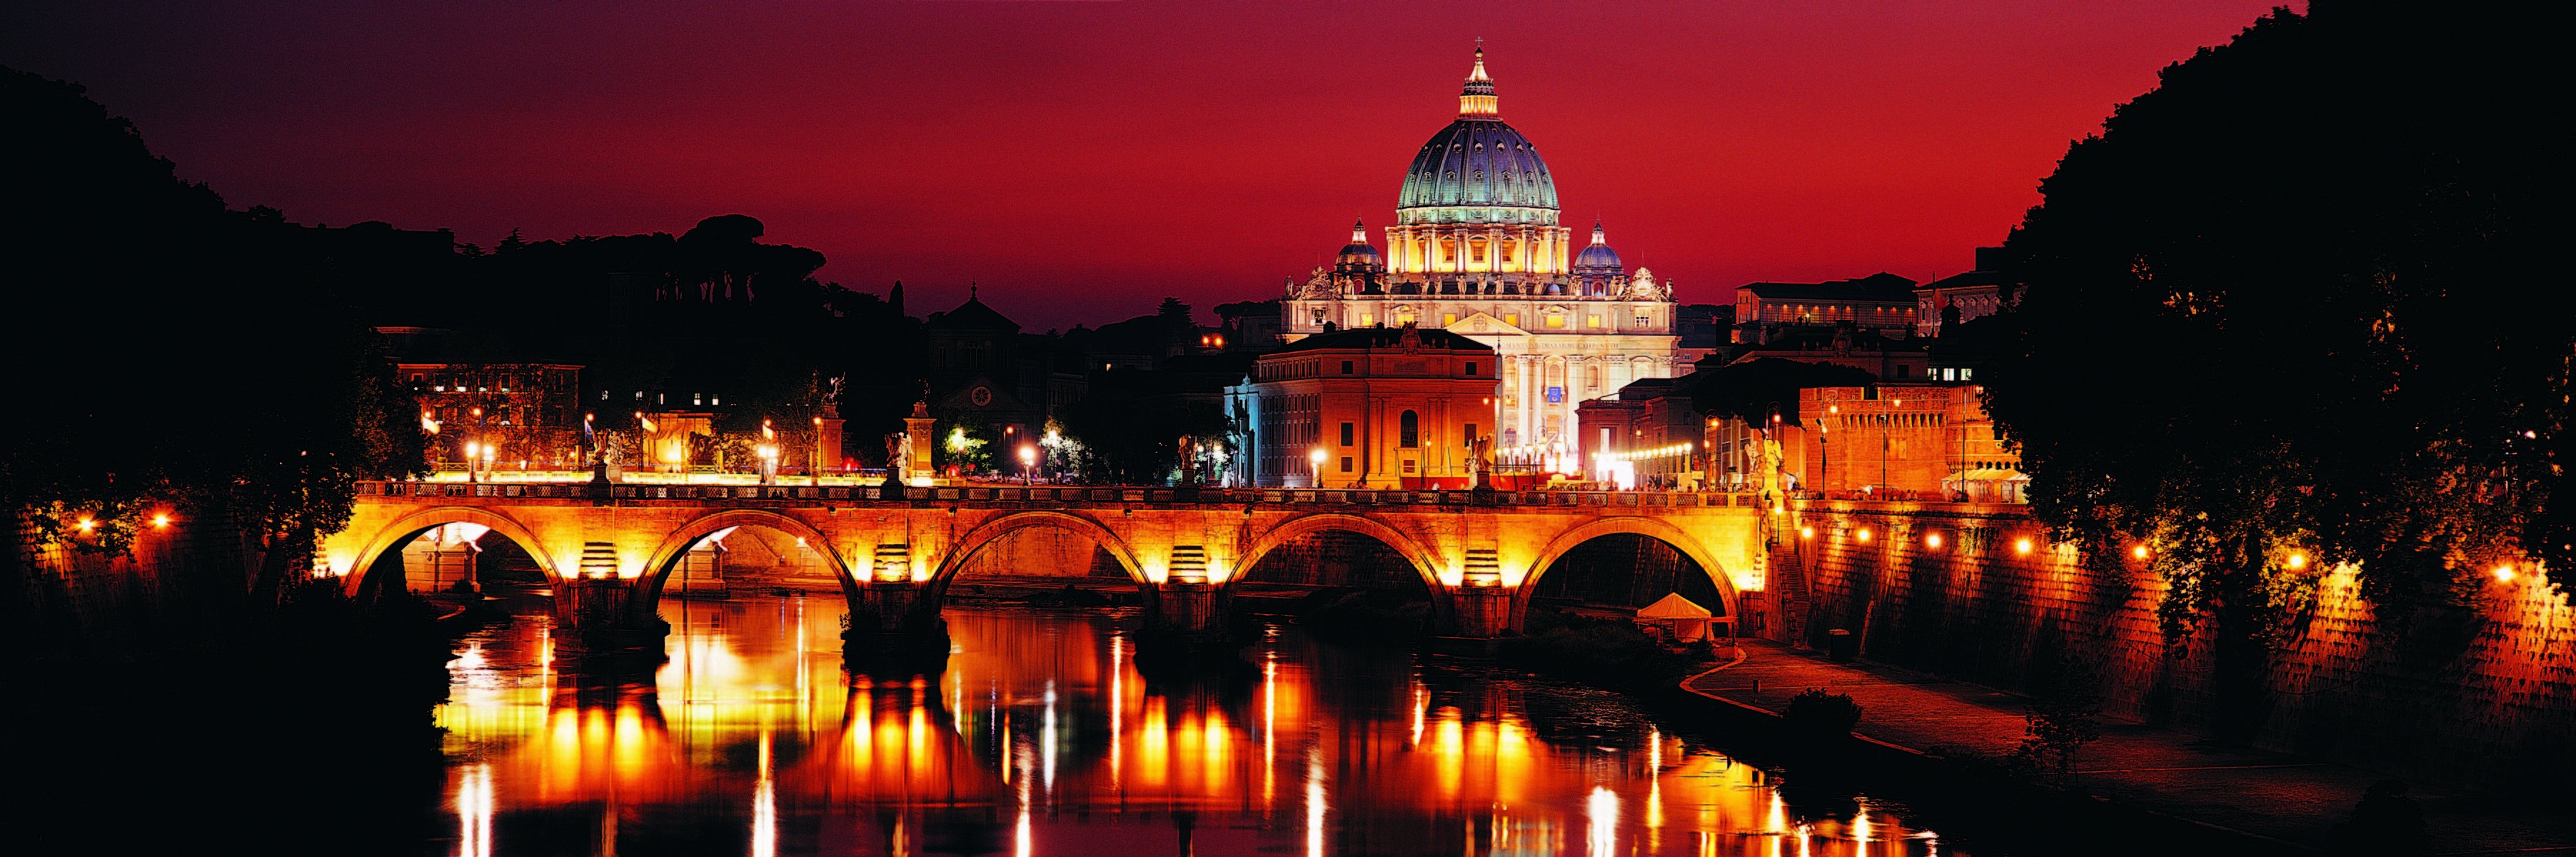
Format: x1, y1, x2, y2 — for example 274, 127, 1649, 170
1280, 48, 1682, 461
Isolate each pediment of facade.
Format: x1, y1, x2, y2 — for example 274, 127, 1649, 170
1445, 311, 1530, 337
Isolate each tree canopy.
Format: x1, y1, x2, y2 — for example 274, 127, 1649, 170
1984, 1, 2565, 643
1, 67, 423, 564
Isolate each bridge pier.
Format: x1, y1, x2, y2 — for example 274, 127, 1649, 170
553, 578, 670, 658
847, 581, 938, 634
842, 581, 951, 675
1447, 585, 1514, 638
1147, 581, 1224, 636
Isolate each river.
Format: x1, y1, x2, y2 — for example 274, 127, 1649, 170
431, 595, 1952, 856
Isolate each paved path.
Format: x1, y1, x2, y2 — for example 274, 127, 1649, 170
1686, 641, 2574, 854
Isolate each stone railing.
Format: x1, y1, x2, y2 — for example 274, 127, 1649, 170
355, 480, 1760, 509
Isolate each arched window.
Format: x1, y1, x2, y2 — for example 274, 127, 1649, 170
1399, 411, 1420, 448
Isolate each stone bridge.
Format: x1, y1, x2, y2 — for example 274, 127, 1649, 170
320, 481, 1770, 654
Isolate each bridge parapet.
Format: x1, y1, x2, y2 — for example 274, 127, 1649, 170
332, 481, 1772, 656
356, 480, 1760, 511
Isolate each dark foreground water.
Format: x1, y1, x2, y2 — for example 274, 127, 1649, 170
431, 597, 1951, 856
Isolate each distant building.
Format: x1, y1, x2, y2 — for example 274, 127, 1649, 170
1730, 272, 1920, 345
1790, 384, 2021, 501
1723, 325, 1931, 381
1278, 47, 1686, 457
382, 327, 586, 468
1225, 326, 1496, 488
924, 290, 1087, 438
1574, 376, 1706, 488
1913, 246, 2018, 336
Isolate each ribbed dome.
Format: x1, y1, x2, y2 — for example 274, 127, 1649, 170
1572, 221, 1622, 273
1395, 48, 1559, 226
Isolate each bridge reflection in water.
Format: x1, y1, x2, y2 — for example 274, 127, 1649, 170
436, 598, 1946, 856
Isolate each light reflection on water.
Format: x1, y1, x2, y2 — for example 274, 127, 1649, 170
434, 597, 1951, 856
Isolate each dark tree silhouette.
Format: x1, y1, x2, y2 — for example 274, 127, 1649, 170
1983, 3, 2564, 734
1, 66, 424, 597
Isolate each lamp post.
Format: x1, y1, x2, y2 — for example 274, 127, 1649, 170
1020, 443, 1036, 486
1823, 404, 1838, 494
1309, 447, 1327, 488
1882, 398, 1901, 496
812, 416, 825, 486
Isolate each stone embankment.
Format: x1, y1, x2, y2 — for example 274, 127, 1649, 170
1681, 640, 2576, 853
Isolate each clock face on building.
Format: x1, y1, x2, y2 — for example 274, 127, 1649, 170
970, 386, 993, 406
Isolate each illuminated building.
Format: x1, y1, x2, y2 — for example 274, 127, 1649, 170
1280, 47, 1684, 458
1224, 326, 1497, 488
1791, 384, 2023, 501
1729, 272, 1921, 345
1913, 246, 2019, 337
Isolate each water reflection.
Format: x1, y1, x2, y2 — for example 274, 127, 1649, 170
434, 598, 1952, 856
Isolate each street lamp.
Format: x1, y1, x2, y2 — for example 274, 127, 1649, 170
1883, 398, 1901, 495
1309, 447, 1328, 488
1020, 443, 1037, 486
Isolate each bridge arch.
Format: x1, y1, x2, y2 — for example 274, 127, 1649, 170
930, 511, 1145, 592
639, 509, 856, 606
1234, 513, 1447, 593
344, 506, 560, 598
1516, 516, 1737, 627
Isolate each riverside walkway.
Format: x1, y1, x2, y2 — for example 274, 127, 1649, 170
1685, 641, 2575, 853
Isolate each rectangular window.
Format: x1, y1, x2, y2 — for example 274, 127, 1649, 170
1464, 361, 1478, 376
1587, 316, 1602, 328
1546, 316, 1564, 329
1403, 460, 1417, 473
1339, 456, 1353, 473
1361, 313, 1375, 326
1634, 314, 1650, 326
1341, 361, 1354, 375
1444, 313, 1457, 326
1504, 314, 1519, 326
1464, 424, 1478, 445
1339, 422, 1354, 446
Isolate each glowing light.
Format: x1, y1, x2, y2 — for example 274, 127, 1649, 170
2493, 563, 2516, 583
2285, 553, 2307, 571
151, 513, 171, 528
1855, 528, 1871, 543
2015, 537, 2034, 555
1799, 526, 1814, 539
2132, 543, 2151, 560
75, 517, 94, 533
1925, 531, 1943, 548
1586, 786, 1619, 856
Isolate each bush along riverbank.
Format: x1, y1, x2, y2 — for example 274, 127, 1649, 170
1495, 608, 1711, 693
7, 579, 461, 853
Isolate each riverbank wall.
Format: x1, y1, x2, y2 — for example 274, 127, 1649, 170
1758, 501, 2575, 788
4, 507, 263, 653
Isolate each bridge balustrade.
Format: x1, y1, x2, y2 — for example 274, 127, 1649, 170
350, 480, 1754, 510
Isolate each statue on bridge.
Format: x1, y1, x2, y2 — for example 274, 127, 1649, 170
1469, 433, 1495, 491
884, 431, 912, 488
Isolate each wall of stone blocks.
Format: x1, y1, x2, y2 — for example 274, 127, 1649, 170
1769, 503, 2575, 787
7, 506, 255, 651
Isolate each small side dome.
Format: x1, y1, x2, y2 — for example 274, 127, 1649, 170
1334, 218, 1385, 272
1572, 220, 1623, 274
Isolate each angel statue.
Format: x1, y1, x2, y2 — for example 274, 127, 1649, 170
1631, 267, 1657, 299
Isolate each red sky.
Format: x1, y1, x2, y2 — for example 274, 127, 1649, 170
4, 1, 2286, 330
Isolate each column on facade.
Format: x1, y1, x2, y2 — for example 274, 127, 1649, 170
1367, 396, 1386, 486
1562, 356, 1584, 454
1504, 352, 1524, 448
